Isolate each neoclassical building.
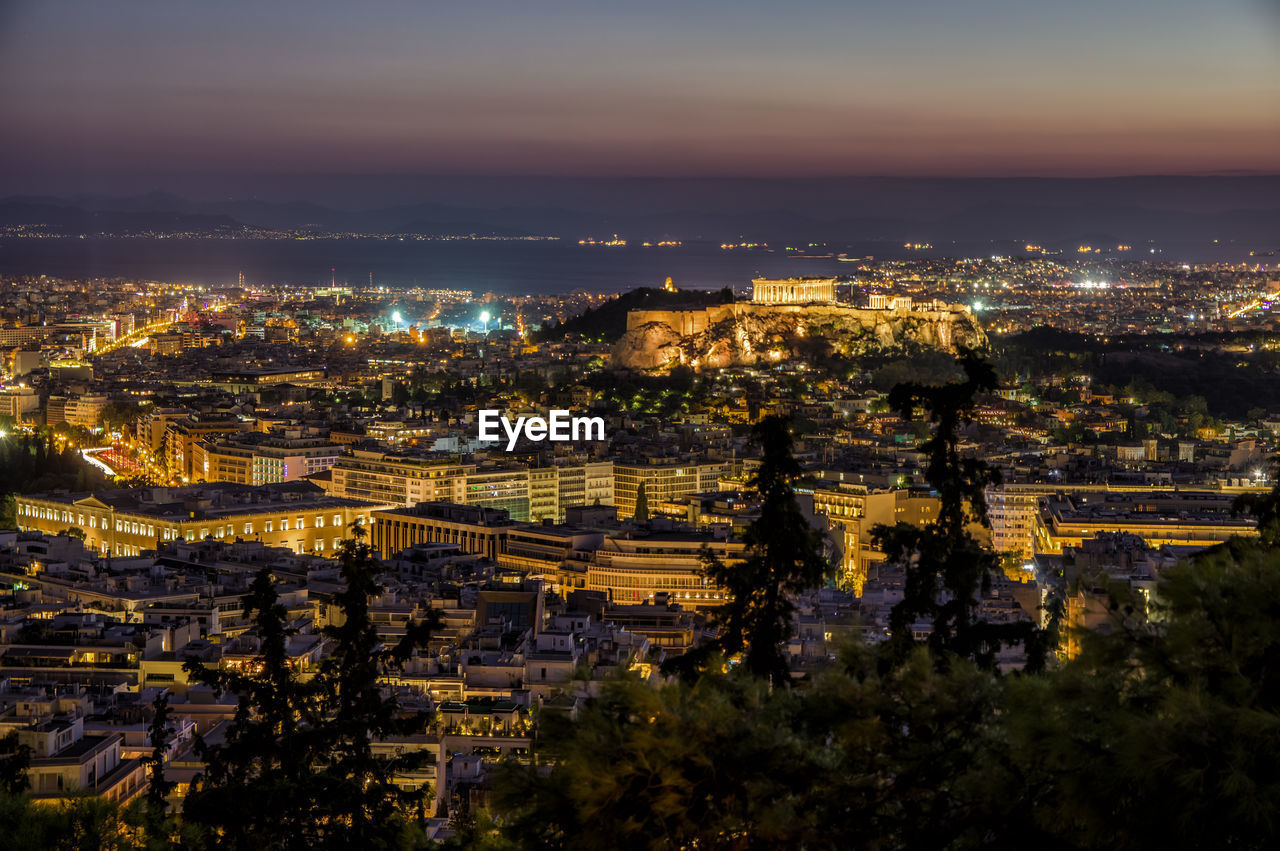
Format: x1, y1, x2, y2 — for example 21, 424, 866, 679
751, 277, 837, 305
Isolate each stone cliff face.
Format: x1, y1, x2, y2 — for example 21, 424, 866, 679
611, 303, 986, 371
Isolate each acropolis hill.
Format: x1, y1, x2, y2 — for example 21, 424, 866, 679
612, 277, 986, 371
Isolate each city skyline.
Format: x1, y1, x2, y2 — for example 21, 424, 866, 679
1, 3, 1278, 846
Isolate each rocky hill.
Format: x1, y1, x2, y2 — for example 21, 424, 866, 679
612, 302, 986, 371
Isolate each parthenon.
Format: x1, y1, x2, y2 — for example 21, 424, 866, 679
751, 276, 837, 305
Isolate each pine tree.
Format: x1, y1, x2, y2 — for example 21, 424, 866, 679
182, 530, 440, 848
308, 524, 441, 846
182, 567, 325, 849
139, 691, 177, 849
871, 350, 1054, 670
683, 415, 831, 683
633, 481, 649, 523
144, 692, 175, 809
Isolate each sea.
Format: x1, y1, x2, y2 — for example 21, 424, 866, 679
0, 236, 1258, 295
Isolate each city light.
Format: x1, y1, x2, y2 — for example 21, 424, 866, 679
0, 3, 1272, 840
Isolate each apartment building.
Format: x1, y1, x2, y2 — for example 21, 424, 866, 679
192, 431, 343, 485
528, 460, 614, 522
45, 394, 111, 429
163, 415, 250, 481
613, 460, 728, 520
986, 484, 1045, 559
809, 483, 899, 593
332, 450, 611, 523
329, 449, 473, 506
0, 385, 39, 420
16, 716, 146, 805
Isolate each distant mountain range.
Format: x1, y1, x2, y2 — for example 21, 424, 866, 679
3, 175, 1279, 247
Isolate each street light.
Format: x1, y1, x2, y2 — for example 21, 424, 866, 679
480, 310, 491, 331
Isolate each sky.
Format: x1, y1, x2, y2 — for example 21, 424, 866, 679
1, 0, 1278, 197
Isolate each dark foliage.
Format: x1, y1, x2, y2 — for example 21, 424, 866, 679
532, 286, 733, 344
677, 416, 832, 683
181, 527, 440, 849
872, 350, 1056, 670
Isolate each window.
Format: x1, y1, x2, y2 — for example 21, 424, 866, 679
244, 523, 253, 535
295, 516, 305, 529
315, 515, 325, 528
265, 520, 274, 532
282, 519, 290, 531
333, 514, 341, 527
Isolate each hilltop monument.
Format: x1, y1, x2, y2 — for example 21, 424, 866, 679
612, 277, 985, 371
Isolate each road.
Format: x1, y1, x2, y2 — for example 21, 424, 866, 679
93, 320, 178, 355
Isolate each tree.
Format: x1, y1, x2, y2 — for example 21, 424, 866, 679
0, 495, 16, 530
1002, 537, 1280, 850
490, 669, 815, 849
182, 567, 324, 849
182, 529, 440, 849
1232, 455, 1280, 545
139, 692, 177, 849
0, 732, 31, 795
680, 416, 832, 684
633, 481, 649, 523
307, 525, 441, 843
390, 382, 410, 407
872, 350, 1055, 671
144, 692, 175, 809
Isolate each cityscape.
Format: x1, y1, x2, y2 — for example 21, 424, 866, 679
1, 1, 1279, 849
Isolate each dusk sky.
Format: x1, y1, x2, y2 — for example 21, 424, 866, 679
2, 0, 1278, 195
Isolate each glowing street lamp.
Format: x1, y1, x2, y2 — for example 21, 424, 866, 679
480, 310, 492, 332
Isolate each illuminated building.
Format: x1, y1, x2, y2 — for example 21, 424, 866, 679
587, 526, 745, 610
192, 432, 343, 485
987, 485, 1043, 559
1033, 491, 1257, 554
15, 482, 387, 556
613, 461, 727, 520
370, 501, 514, 561
750, 277, 837, 305
810, 484, 897, 594
331, 450, 611, 523
163, 415, 249, 480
